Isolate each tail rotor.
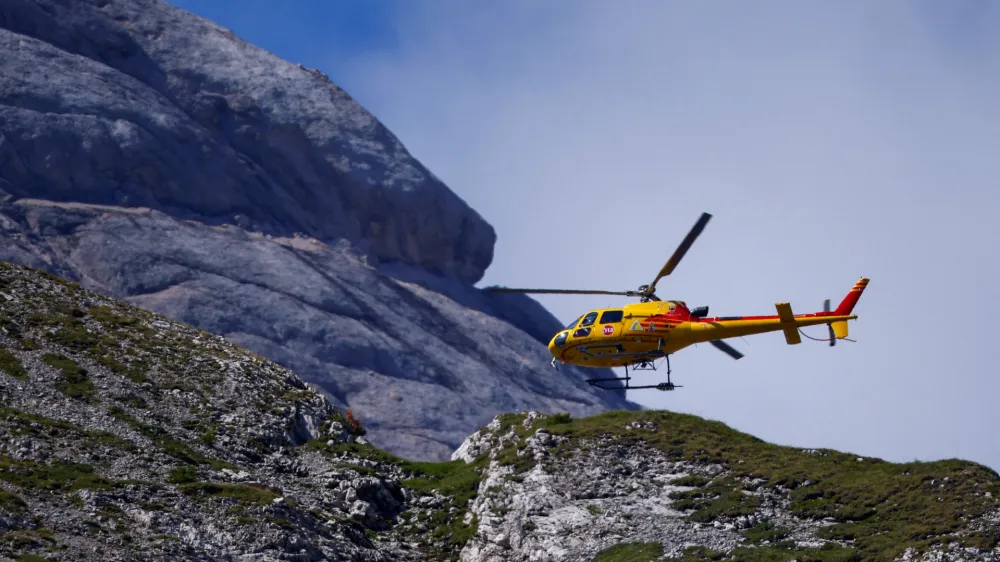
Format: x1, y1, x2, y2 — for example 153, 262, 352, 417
824, 298, 835, 346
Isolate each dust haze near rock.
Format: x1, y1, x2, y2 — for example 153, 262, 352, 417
0, 0, 638, 461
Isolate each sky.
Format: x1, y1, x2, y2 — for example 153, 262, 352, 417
171, 1, 1000, 471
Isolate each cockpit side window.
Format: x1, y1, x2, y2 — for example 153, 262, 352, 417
579, 311, 599, 327
599, 310, 623, 323
565, 315, 583, 330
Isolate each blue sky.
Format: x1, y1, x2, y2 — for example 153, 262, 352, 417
170, 1, 1000, 471
170, 1, 400, 68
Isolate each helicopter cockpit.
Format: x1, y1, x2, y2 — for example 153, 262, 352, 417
565, 315, 582, 330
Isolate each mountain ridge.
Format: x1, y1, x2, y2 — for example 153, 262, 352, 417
1, 0, 495, 283
0, 0, 638, 461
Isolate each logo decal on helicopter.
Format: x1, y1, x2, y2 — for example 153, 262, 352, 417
602, 325, 614, 336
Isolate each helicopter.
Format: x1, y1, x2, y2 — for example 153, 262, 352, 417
487, 212, 868, 392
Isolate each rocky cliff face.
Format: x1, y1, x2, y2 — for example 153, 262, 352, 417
2, 262, 998, 561
0, 0, 638, 462
0, 0, 493, 283
0, 261, 427, 561
453, 412, 1000, 562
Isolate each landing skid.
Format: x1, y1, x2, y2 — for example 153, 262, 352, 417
586, 355, 681, 392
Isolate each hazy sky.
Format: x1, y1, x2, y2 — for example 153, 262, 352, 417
172, 1, 1000, 471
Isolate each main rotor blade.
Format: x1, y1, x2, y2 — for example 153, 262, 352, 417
709, 339, 744, 360
486, 287, 637, 297
648, 212, 712, 293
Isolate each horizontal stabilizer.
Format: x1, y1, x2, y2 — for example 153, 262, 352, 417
831, 320, 848, 339
775, 302, 801, 345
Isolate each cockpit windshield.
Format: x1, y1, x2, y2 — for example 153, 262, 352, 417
565, 316, 582, 330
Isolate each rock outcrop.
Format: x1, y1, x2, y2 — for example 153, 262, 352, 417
452, 412, 1000, 562
0, 0, 493, 283
2, 262, 998, 561
0, 261, 424, 561
0, 0, 638, 462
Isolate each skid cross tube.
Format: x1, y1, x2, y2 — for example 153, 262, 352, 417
585, 355, 680, 391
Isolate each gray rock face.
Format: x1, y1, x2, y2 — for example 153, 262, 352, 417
452, 412, 1000, 562
0, 262, 422, 561
0, 0, 639, 462
0, 200, 637, 461
0, 0, 494, 283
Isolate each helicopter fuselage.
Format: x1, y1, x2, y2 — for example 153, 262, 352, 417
486, 211, 868, 379
548, 292, 862, 369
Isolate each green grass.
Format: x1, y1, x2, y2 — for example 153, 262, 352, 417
0, 456, 113, 492
199, 424, 218, 445
593, 541, 664, 562
107, 406, 232, 470
94, 354, 150, 385
671, 474, 711, 487
308, 440, 403, 467
0, 347, 29, 380
534, 410, 1000, 561
741, 521, 791, 545
308, 438, 486, 555
667, 544, 860, 562
0, 407, 136, 453
42, 354, 95, 402
178, 482, 279, 505
27, 308, 100, 353
401, 458, 485, 507
88, 306, 142, 329
168, 466, 200, 484
397, 452, 488, 552
549, 412, 572, 424
668, 477, 757, 522
0, 490, 27, 513
18, 338, 41, 351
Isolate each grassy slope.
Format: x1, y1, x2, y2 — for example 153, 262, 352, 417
318, 409, 999, 561
2, 261, 997, 561
540, 411, 1000, 561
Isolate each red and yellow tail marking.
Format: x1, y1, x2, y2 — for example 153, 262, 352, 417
834, 277, 869, 316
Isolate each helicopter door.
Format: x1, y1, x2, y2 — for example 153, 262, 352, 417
597, 309, 624, 337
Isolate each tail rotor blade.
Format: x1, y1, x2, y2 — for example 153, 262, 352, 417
824, 298, 835, 346
709, 339, 744, 360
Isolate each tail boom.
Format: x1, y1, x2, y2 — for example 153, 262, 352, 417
685, 277, 867, 346
688, 312, 857, 343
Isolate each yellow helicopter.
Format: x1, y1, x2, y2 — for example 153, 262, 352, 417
488, 213, 868, 391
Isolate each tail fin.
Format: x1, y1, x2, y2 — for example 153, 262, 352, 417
834, 277, 869, 316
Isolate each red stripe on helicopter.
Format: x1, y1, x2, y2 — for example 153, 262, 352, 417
695, 311, 835, 323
